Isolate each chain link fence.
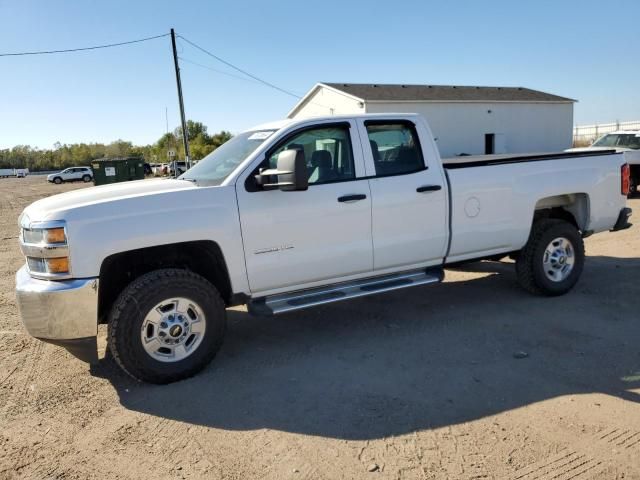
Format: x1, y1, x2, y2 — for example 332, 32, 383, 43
573, 120, 640, 147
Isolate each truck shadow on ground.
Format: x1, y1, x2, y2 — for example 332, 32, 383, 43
94, 255, 640, 440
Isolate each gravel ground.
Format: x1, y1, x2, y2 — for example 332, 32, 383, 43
1, 175, 639, 480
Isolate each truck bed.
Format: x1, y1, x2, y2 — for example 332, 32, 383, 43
442, 149, 626, 264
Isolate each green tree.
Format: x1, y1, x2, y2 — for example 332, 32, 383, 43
0, 120, 233, 171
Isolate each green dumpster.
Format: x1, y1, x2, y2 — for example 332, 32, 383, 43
91, 157, 145, 186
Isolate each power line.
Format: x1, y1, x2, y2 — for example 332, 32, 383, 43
178, 56, 262, 84
177, 35, 336, 112
177, 34, 301, 99
0, 29, 337, 114
0, 33, 169, 57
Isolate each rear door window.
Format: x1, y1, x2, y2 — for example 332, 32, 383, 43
365, 122, 425, 176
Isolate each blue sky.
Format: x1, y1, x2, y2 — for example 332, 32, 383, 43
1, 0, 638, 149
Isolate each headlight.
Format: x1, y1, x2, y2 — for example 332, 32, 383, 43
22, 227, 66, 244
19, 220, 70, 279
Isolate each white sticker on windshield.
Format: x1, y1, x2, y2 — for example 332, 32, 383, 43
248, 131, 274, 140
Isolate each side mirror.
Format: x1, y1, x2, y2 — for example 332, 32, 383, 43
254, 149, 308, 191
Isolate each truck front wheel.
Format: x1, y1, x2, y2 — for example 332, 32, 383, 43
515, 219, 585, 296
107, 268, 226, 384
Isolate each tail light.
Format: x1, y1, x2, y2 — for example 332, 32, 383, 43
622, 163, 630, 195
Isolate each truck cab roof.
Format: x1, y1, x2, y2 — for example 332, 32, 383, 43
247, 113, 423, 133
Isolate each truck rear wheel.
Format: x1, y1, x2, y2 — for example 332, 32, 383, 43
515, 219, 584, 296
107, 268, 226, 384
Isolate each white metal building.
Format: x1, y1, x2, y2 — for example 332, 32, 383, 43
288, 83, 575, 157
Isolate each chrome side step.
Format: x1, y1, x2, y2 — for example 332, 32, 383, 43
248, 267, 444, 316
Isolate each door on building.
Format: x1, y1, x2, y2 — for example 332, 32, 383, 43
485, 134, 495, 154
485, 133, 506, 154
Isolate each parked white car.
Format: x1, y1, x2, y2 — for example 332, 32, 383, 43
566, 130, 640, 195
16, 113, 632, 383
47, 167, 93, 184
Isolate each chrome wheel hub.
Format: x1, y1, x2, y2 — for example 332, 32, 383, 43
542, 237, 575, 282
140, 297, 206, 362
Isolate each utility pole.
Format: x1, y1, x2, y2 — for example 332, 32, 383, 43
170, 28, 190, 174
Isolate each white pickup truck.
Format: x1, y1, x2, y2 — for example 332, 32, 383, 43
16, 114, 632, 383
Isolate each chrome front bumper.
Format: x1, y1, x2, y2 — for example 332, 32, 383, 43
15, 265, 99, 363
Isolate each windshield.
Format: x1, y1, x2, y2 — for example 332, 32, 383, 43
592, 133, 640, 149
180, 130, 277, 185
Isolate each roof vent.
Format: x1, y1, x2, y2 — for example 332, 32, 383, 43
401, 85, 407, 88
428, 85, 433, 88
372, 84, 378, 87
452, 86, 457, 89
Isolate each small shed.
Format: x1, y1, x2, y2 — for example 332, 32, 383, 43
91, 157, 145, 186
288, 83, 576, 157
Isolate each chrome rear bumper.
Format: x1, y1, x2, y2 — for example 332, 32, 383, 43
15, 265, 99, 363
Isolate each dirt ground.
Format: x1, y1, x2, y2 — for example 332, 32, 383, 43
1, 175, 639, 480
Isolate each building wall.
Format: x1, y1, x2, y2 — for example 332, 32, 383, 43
365, 101, 574, 158
290, 87, 364, 118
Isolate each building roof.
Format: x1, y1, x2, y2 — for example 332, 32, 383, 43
322, 82, 575, 103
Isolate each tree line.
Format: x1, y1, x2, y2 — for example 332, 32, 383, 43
0, 120, 232, 171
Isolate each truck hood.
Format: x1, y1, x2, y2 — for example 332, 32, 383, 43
22, 179, 196, 224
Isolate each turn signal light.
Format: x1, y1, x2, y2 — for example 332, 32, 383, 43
622, 164, 630, 195
46, 257, 70, 274
44, 227, 66, 244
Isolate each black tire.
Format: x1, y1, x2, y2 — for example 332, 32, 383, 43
107, 268, 226, 384
82, 174, 91, 182
515, 219, 585, 296
53, 177, 62, 184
